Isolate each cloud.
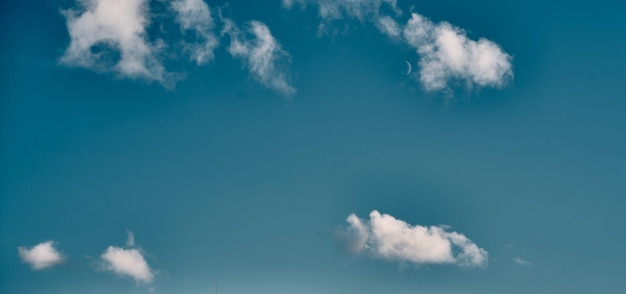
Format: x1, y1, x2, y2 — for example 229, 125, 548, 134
402, 13, 512, 91
101, 231, 154, 283
60, 0, 174, 86
221, 16, 296, 96
125, 229, 135, 247
513, 257, 532, 266
375, 16, 401, 39
171, 0, 219, 65
284, 1, 512, 93
282, 0, 400, 22
283, 0, 401, 35
337, 210, 488, 267
18, 241, 64, 270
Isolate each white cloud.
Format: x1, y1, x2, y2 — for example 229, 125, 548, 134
284, 2, 512, 93
283, 0, 400, 22
171, 0, 219, 65
125, 229, 135, 247
101, 231, 154, 283
221, 17, 296, 96
513, 257, 532, 266
60, 0, 174, 86
375, 16, 401, 39
18, 241, 64, 270
403, 13, 512, 91
283, 0, 401, 35
337, 210, 488, 267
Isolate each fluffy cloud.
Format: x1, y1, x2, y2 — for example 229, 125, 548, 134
337, 210, 488, 267
60, 0, 173, 86
221, 17, 296, 96
171, 0, 219, 65
18, 241, 64, 270
284, 1, 512, 93
59, 0, 296, 93
403, 13, 512, 91
283, 0, 401, 35
101, 231, 154, 283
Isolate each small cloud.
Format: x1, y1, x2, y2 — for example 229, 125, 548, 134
101, 231, 155, 283
283, 0, 401, 36
221, 15, 296, 96
171, 0, 219, 65
282, 0, 400, 23
18, 241, 64, 270
513, 257, 532, 266
60, 0, 175, 87
376, 16, 401, 39
402, 13, 513, 91
125, 229, 135, 247
336, 210, 488, 267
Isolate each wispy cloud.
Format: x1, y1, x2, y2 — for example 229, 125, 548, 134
375, 15, 402, 39
171, 0, 219, 65
283, 1, 512, 93
283, 0, 401, 35
100, 231, 155, 283
60, 0, 175, 87
403, 13, 512, 91
513, 257, 532, 266
125, 229, 135, 247
221, 16, 296, 96
18, 241, 65, 270
336, 210, 488, 267
59, 0, 296, 94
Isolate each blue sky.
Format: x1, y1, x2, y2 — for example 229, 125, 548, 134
1, 0, 626, 293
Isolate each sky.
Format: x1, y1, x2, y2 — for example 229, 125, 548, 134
1, 0, 626, 293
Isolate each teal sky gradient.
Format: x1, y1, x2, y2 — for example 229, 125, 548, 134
2, 0, 626, 293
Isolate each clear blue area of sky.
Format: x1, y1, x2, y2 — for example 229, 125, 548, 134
1, 0, 625, 293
